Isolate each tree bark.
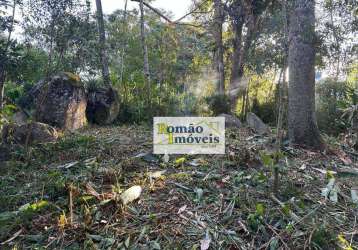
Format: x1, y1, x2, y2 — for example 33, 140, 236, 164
120, 0, 129, 87
230, 18, 243, 88
0, 70, 5, 110
0, 0, 16, 109
212, 0, 225, 94
95, 0, 111, 86
228, 0, 259, 112
288, 0, 324, 149
139, 0, 151, 106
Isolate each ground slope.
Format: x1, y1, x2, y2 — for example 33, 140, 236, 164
0, 125, 357, 249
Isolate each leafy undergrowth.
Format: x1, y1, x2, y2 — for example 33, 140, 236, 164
0, 125, 357, 249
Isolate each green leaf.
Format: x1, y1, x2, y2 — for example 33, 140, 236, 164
175, 157, 186, 165
260, 152, 274, 166
256, 203, 265, 216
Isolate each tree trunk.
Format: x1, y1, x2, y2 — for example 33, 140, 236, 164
120, 0, 129, 103
95, 0, 111, 86
45, 23, 54, 77
0, 0, 16, 109
213, 0, 225, 94
0, 70, 5, 110
230, 19, 243, 89
139, 0, 151, 106
288, 0, 324, 149
228, 1, 259, 113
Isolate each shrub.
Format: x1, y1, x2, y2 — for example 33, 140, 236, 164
316, 79, 354, 135
205, 94, 231, 116
251, 98, 277, 125
117, 102, 146, 124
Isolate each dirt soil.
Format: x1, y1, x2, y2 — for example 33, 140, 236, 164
0, 125, 357, 249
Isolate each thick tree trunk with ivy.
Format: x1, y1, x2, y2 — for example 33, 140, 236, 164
288, 0, 324, 149
139, 0, 151, 106
213, 0, 225, 94
95, 0, 111, 86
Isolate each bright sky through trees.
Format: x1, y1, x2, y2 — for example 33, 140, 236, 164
7, 0, 193, 39
93, 0, 193, 19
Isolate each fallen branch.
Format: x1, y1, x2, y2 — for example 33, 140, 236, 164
259, 203, 322, 249
131, 0, 173, 23
173, 0, 210, 23
270, 194, 300, 222
130, 0, 204, 28
1, 228, 23, 245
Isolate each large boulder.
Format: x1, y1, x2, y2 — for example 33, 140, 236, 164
219, 114, 242, 128
35, 72, 87, 130
11, 110, 28, 125
86, 87, 120, 125
246, 112, 270, 135
2, 122, 58, 145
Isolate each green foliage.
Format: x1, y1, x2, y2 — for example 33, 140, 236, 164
235, 72, 277, 123
57, 134, 96, 150
316, 0, 357, 74
0, 199, 51, 242
0, 38, 24, 75
311, 225, 335, 248
251, 98, 277, 125
19, 200, 49, 214
205, 94, 231, 116
337, 234, 354, 250
117, 102, 147, 124
281, 182, 303, 200
341, 104, 358, 130
101, 9, 212, 121
0, 103, 17, 126
260, 151, 284, 167
23, 0, 98, 75
316, 78, 356, 134
260, 151, 275, 167
7, 47, 48, 84
247, 203, 265, 231
4, 82, 22, 101
260, 150, 284, 193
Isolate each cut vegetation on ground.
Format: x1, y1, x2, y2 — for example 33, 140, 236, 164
1, 126, 357, 249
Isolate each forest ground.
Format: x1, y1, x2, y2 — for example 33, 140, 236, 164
0, 125, 357, 249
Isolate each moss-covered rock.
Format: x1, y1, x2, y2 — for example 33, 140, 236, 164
86, 87, 120, 125
2, 122, 58, 145
246, 112, 270, 135
219, 114, 242, 128
35, 72, 87, 130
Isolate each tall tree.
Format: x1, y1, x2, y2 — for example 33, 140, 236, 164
288, 0, 324, 149
139, 0, 151, 106
0, 0, 16, 109
228, 0, 244, 90
95, 0, 111, 86
212, 0, 225, 94
22, 0, 95, 76
227, 0, 271, 114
